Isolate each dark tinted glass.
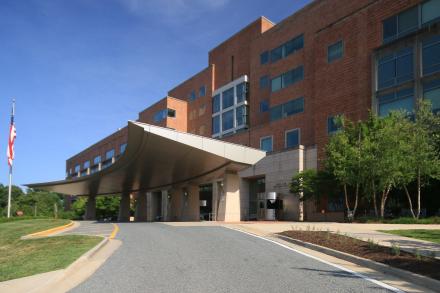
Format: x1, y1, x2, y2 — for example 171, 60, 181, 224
222, 110, 234, 131
383, 15, 397, 42
222, 88, 234, 109
423, 35, 440, 75
260, 100, 269, 112
270, 46, 283, 63
270, 104, 282, 121
398, 6, 418, 35
212, 115, 220, 134
212, 94, 220, 113
286, 129, 299, 148
260, 51, 269, 64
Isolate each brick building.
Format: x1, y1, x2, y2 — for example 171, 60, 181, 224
31, 0, 440, 222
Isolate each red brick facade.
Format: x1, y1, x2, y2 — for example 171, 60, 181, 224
67, 0, 427, 176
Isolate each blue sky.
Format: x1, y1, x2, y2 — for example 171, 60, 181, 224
0, 0, 311, 188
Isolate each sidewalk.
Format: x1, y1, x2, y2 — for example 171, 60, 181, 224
224, 222, 440, 259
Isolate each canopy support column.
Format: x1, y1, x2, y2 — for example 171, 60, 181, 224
84, 194, 96, 220
135, 192, 148, 222
118, 192, 131, 222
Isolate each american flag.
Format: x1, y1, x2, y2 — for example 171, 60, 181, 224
7, 101, 16, 167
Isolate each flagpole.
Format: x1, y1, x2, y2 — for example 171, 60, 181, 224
7, 99, 15, 218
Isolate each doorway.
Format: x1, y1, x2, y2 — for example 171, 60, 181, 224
199, 184, 213, 221
152, 191, 162, 221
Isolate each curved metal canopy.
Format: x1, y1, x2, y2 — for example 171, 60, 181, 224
26, 121, 266, 196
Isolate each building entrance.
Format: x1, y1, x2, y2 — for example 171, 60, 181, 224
152, 191, 162, 221
199, 184, 213, 221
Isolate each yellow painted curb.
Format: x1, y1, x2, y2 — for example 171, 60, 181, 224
28, 220, 74, 237
109, 223, 119, 239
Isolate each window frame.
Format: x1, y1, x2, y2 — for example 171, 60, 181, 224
327, 40, 344, 63
284, 128, 300, 149
260, 135, 273, 153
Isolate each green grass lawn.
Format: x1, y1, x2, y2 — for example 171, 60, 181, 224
0, 219, 102, 282
379, 229, 440, 244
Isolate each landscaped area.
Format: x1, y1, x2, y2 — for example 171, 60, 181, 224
0, 219, 101, 281
379, 229, 440, 244
280, 229, 440, 280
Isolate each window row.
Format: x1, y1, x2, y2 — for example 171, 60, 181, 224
70, 143, 127, 177
271, 66, 304, 92
383, 0, 440, 43
377, 81, 440, 116
377, 34, 440, 90
212, 105, 247, 135
259, 129, 300, 152
153, 108, 176, 123
269, 97, 304, 122
260, 34, 304, 65
188, 85, 207, 102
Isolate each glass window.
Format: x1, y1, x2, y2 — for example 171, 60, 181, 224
236, 82, 246, 103
120, 143, 127, 154
285, 34, 304, 56
423, 34, 440, 76
222, 110, 234, 131
424, 79, 440, 112
378, 88, 414, 116
422, 0, 440, 24
285, 129, 300, 148
236, 105, 246, 127
259, 75, 269, 89
83, 161, 90, 169
260, 136, 273, 152
260, 51, 269, 65
282, 69, 295, 88
74, 164, 80, 173
153, 109, 167, 123
270, 104, 283, 121
398, 6, 418, 35
212, 94, 220, 113
378, 47, 413, 89
93, 156, 101, 165
327, 115, 342, 134
189, 90, 196, 101
270, 46, 283, 63
260, 100, 269, 112
199, 85, 206, 97
328, 41, 344, 63
295, 66, 304, 82
212, 115, 220, 134
106, 149, 115, 160
283, 97, 304, 117
383, 15, 397, 42
271, 76, 282, 92
167, 109, 176, 118
222, 88, 234, 109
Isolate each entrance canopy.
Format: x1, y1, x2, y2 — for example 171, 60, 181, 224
26, 121, 266, 196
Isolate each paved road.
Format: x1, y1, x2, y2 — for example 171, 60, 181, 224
70, 223, 396, 293
58, 221, 114, 237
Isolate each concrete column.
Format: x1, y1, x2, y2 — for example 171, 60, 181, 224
84, 195, 96, 220
223, 172, 241, 222
118, 192, 131, 222
161, 190, 169, 221
180, 185, 199, 221
135, 192, 148, 222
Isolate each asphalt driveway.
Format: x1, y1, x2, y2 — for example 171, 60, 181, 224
69, 223, 398, 293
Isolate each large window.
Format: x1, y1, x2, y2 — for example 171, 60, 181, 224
93, 155, 101, 165
328, 41, 344, 63
153, 108, 176, 122
211, 76, 249, 137
106, 149, 115, 160
377, 47, 413, 90
269, 34, 304, 63
424, 79, 440, 112
327, 115, 342, 134
222, 88, 234, 109
422, 34, 440, 76
285, 129, 300, 149
83, 161, 90, 169
378, 87, 414, 116
212, 94, 220, 114
222, 110, 234, 132
260, 136, 273, 152
74, 164, 80, 174
383, 1, 440, 43
189, 90, 196, 101
269, 97, 304, 122
271, 66, 304, 92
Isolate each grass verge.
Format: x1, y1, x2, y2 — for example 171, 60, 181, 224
0, 219, 102, 282
379, 229, 440, 244
355, 216, 440, 224
280, 230, 440, 280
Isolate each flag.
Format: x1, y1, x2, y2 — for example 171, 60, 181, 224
7, 102, 16, 167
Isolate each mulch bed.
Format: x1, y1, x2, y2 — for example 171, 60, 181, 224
279, 230, 440, 281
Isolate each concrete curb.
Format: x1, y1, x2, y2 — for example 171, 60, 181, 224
22, 221, 75, 239
276, 234, 440, 293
